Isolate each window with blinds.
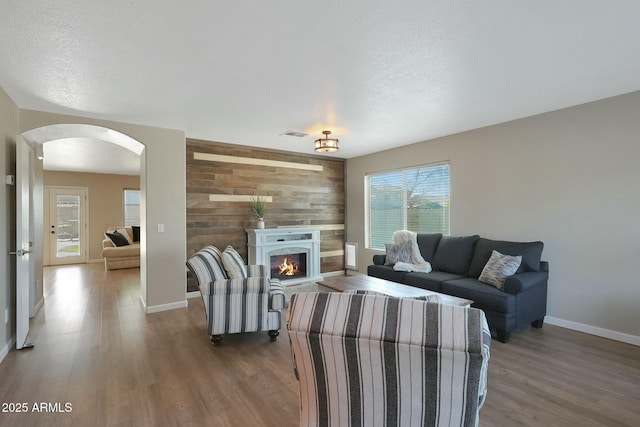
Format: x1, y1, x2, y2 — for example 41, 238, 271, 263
365, 162, 450, 250
123, 189, 141, 226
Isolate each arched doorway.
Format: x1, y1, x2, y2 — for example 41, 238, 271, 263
17, 124, 146, 348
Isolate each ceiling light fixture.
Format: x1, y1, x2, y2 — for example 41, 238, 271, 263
314, 130, 339, 153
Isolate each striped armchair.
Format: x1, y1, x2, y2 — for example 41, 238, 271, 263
186, 245, 286, 346
287, 292, 491, 427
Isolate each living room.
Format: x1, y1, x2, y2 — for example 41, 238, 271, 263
1, 2, 640, 426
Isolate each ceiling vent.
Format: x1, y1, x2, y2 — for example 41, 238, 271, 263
280, 130, 308, 138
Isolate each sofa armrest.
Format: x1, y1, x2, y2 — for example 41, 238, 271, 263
540, 261, 549, 273
503, 271, 548, 295
373, 254, 387, 265
268, 279, 287, 310
102, 238, 115, 249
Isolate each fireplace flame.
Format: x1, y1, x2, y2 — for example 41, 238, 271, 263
278, 257, 298, 276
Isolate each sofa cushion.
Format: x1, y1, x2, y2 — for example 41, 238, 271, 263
468, 238, 543, 278
415, 233, 442, 262
478, 250, 522, 290
441, 278, 515, 314
102, 243, 140, 258
222, 245, 248, 279
403, 271, 464, 292
384, 241, 413, 265
367, 265, 407, 284
432, 235, 479, 275
106, 231, 130, 247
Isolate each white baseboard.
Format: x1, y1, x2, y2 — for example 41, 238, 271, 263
0, 335, 16, 365
31, 296, 44, 317
546, 316, 640, 346
186, 291, 200, 299
87, 258, 103, 264
141, 297, 188, 314
321, 270, 347, 278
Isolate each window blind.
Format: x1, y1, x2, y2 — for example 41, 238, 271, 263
124, 189, 141, 226
366, 162, 450, 250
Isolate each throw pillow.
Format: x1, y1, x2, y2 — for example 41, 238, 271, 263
131, 225, 141, 242
106, 231, 130, 247
384, 241, 413, 265
222, 246, 248, 279
116, 228, 133, 244
186, 246, 228, 290
478, 250, 522, 290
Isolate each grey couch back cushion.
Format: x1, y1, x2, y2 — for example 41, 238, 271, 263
416, 233, 442, 262
468, 238, 544, 278
432, 235, 480, 275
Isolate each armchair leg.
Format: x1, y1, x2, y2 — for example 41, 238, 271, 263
268, 330, 279, 341
211, 335, 223, 346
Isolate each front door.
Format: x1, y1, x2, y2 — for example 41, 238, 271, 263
46, 187, 88, 265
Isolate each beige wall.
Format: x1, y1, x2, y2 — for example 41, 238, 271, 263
19, 110, 186, 311
346, 90, 640, 343
43, 171, 140, 262
0, 86, 18, 358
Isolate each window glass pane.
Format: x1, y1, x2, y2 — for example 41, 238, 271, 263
406, 164, 450, 234
366, 162, 450, 250
124, 189, 140, 226
368, 173, 405, 250
56, 195, 80, 257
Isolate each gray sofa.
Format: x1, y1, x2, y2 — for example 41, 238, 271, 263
368, 233, 548, 343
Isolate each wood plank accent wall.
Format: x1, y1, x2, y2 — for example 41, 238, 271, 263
186, 139, 346, 274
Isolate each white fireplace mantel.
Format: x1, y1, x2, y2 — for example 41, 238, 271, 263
247, 227, 323, 286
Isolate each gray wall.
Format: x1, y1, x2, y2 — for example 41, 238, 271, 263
346, 91, 640, 343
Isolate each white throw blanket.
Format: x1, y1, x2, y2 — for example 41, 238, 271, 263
391, 230, 432, 273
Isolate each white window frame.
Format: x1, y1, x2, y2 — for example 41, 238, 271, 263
365, 162, 450, 250
123, 188, 141, 226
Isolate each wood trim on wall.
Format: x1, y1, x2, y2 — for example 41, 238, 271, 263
186, 139, 345, 273
194, 152, 324, 171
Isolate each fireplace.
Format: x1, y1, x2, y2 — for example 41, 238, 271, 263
270, 252, 307, 281
247, 227, 323, 286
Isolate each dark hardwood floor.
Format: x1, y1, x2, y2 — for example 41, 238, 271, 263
0, 264, 638, 426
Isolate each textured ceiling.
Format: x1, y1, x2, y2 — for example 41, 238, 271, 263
2, 1, 640, 173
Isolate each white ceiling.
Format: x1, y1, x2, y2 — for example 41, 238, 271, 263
42, 138, 141, 175
2, 1, 640, 174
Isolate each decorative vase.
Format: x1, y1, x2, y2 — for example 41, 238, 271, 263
257, 218, 265, 229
